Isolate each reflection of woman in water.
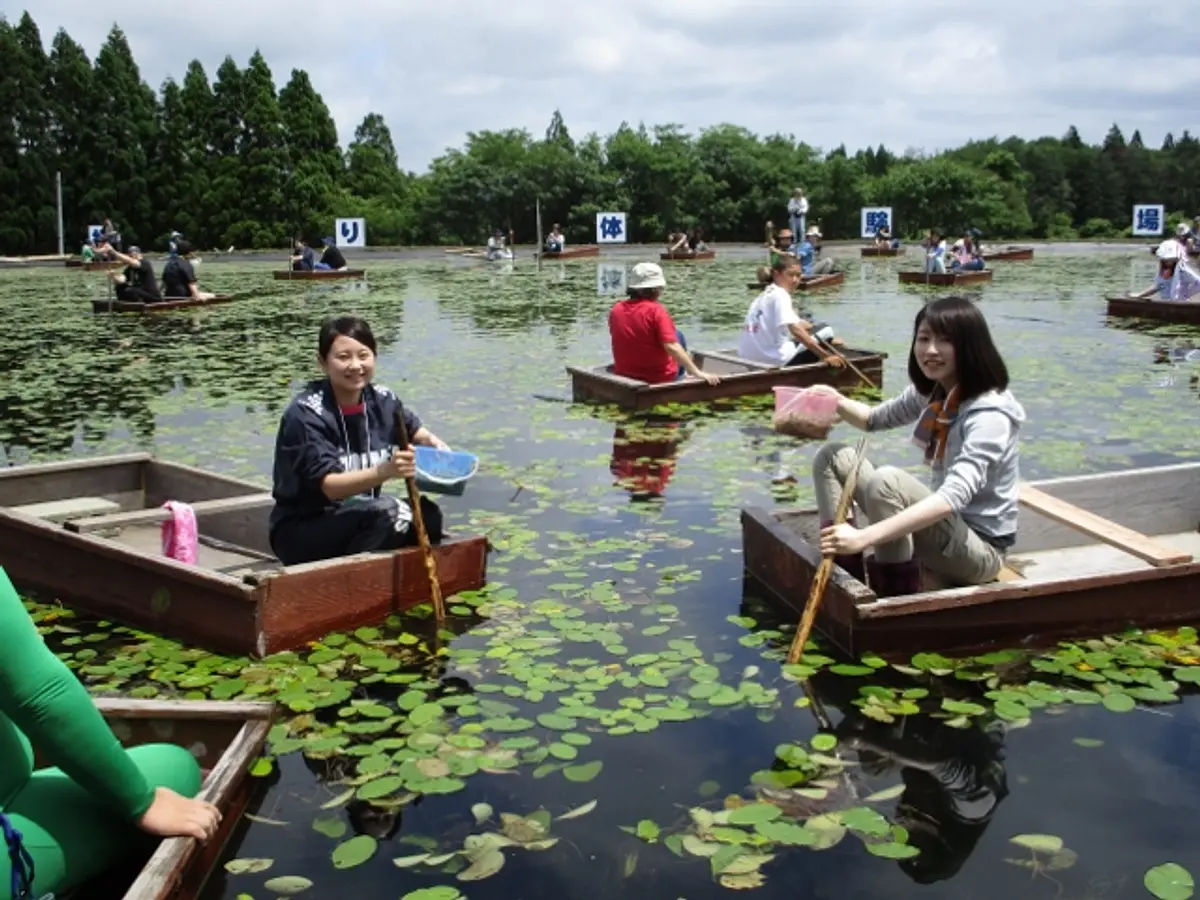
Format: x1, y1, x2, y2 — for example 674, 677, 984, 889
610, 420, 686, 500
835, 704, 1008, 883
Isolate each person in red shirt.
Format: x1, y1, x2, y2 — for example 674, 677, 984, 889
608, 262, 720, 385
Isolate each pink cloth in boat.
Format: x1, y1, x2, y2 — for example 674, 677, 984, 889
161, 500, 198, 565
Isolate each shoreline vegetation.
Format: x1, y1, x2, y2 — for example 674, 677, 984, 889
3, 9, 1198, 256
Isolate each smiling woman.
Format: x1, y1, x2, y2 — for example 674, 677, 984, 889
267, 316, 451, 566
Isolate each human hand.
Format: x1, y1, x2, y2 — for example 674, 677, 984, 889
823, 354, 846, 368
380, 448, 416, 480
820, 522, 869, 556
137, 787, 221, 841
700, 372, 721, 386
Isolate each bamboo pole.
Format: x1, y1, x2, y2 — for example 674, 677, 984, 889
393, 409, 446, 622
785, 436, 868, 664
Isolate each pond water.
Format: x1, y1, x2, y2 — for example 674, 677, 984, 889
3, 250, 1200, 900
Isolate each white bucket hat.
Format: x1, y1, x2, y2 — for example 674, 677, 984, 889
1176, 222, 1193, 237
806, 226, 822, 238
1157, 240, 1181, 261
629, 262, 667, 289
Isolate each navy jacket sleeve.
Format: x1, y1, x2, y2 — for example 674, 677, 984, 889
278, 405, 345, 491
375, 387, 422, 445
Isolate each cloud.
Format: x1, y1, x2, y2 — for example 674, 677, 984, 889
11, 0, 1199, 170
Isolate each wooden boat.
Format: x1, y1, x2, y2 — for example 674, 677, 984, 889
0, 454, 489, 656
88, 699, 275, 900
742, 462, 1200, 656
747, 281, 770, 290
567, 347, 886, 411
1106, 295, 1200, 326
660, 250, 716, 262
861, 247, 902, 258
92, 294, 236, 314
898, 270, 993, 287
982, 246, 1034, 262
795, 271, 845, 292
272, 268, 365, 281
66, 259, 123, 271
542, 245, 600, 260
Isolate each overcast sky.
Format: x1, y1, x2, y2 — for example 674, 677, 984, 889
12, 0, 1198, 172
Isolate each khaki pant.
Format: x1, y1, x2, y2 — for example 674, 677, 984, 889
812, 442, 1004, 586
811, 257, 836, 275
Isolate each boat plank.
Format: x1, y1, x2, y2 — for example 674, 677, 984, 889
67, 493, 273, 533
1106, 295, 1200, 325
272, 268, 365, 281
898, 270, 993, 286
1019, 484, 1193, 566
0, 453, 148, 507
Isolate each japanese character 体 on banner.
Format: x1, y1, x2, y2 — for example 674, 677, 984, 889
1132, 204, 1164, 237
596, 212, 628, 244
860, 207, 893, 240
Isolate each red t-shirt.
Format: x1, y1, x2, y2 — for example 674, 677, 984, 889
609, 297, 678, 384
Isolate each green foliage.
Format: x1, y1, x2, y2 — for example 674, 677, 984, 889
1, 11, 1199, 253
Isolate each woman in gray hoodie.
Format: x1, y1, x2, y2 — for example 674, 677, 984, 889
807, 295, 1025, 597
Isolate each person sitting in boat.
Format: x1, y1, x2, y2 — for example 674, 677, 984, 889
168, 230, 184, 257
269, 316, 451, 566
106, 245, 163, 304
666, 229, 691, 256
161, 240, 215, 300
949, 235, 985, 272
739, 257, 845, 369
545, 224, 566, 253
769, 228, 796, 265
923, 229, 948, 274
100, 217, 122, 251
876, 225, 902, 250
0, 566, 220, 899
486, 229, 512, 261
80, 238, 98, 263
798, 227, 836, 276
317, 236, 348, 271
609, 262, 720, 386
687, 227, 710, 254
805, 295, 1025, 597
291, 238, 315, 271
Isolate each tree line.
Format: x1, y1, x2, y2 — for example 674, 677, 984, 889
3, 11, 1199, 254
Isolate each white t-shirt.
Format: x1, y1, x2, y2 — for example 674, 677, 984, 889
738, 284, 801, 365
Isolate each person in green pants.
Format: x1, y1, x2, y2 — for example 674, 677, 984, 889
0, 567, 221, 898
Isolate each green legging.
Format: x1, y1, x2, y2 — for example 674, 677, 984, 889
0, 567, 202, 897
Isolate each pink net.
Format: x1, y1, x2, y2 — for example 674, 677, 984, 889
772, 387, 839, 439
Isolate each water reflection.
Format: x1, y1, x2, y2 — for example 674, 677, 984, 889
609, 419, 687, 501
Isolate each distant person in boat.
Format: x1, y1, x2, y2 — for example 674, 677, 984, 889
949, 234, 985, 272
80, 239, 97, 263
161, 241, 214, 300
798, 227, 836, 276
99, 217, 121, 251
806, 295, 1025, 597
923, 229, 948, 274
1136, 240, 1184, 300
0, 565, 219, 899
667, 229, 690, 255
486, 229, 511, 261
545, 223, 566, 252
168, 230, 183, 257
269, 316, 451, 566
787, 188, 809, 239
770, 228, 796, 265
317, 236, 348, 271
874, 225, 900, 249
291, 238, 315, 271
106, 246, 163, 304
739, 257, 845, 368
687, 227, 710, 254
609, 262, 720, 386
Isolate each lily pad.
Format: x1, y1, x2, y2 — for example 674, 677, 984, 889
1146, 863, 1194, 900
563, 760, 603, 783
331, 835, 377, 869
263, 876, 314, 895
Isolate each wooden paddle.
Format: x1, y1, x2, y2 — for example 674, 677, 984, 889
785, 436, 868, 665
393, 408, 446, 622
814, 337, 877, 390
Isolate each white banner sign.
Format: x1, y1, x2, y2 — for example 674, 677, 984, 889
1132, 204, 1164, 237
597, 263, 627, 296
87, 224, 103, 242
596, 212, 628, 244
860, 207, 893, 239
335, 217, 367, 248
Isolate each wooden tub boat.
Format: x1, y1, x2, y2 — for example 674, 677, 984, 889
567, 347, 886, 411
272, 269, 365, 281
67, 259, 123, 271
92, 294, 236, 314
1106, 295, 1200, 326
898, 270, 993, 287
0, 454, 489, 656
660, 250, 716, 262
861, 247, 902, 258
84, 699, 275, 900
741, 462, 1200, 657
796, 271, 845, 292
542, 245, 600, 260
982, 246, 1034, 262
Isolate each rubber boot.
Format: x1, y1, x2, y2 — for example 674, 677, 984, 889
866, 558, 924, 598
821, 518, 865, 582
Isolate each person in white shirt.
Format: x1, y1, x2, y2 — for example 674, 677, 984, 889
738, 257, 845, 368
787, 188, 809, 239
924, 228, 948, 274
545, 224, 566, 252
486, 229, 512, 261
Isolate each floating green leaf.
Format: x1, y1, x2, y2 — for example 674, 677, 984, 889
263, 876, 313, 895
1009, 833, 1064, 853
224, 858, 274, 875
564, 761, 603, 783
331, 835, 377, 869
1145, 863, 1195, 900
726, 803, 782, 826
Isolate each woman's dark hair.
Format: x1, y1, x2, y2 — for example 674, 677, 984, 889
175, 239, 194, 256
628, 287, 663, 300
771, 256, 800, 275
318, 316, 377, 358
908, 296, 1008, 400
